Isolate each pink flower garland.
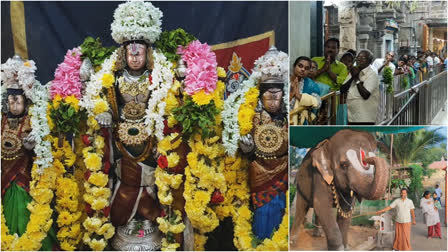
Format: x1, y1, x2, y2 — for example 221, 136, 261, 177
178, 40, 217, 95
50, 47, 83, 99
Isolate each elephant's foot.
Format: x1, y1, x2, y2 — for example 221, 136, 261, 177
312, 226, 324, 237
328, 244, 345, 251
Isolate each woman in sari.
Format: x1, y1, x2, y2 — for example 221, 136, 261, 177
420, 191, 442, 239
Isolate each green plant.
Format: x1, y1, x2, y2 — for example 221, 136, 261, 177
390, 178, 408, 191
383, 66, 394, 94
154, 28, 197, 63
173, 98, 219, 139
80, 37, 117, 68
50, 102, 84, 135
408, 164, 424, 203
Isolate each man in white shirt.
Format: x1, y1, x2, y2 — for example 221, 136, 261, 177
426, 51, 434, 77
340, 49, 379, 124
372, 51, 396, 81
377, 188, 416, 251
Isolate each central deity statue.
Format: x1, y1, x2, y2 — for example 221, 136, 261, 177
92, 2, 167, 250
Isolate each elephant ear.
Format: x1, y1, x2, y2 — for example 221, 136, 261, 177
311, 139, 334, 185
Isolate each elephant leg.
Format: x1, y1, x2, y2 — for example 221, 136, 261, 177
337, 215, 351, 249
313, 178, 344, 251
313, 216, 324, 237
290, 191, 309, 250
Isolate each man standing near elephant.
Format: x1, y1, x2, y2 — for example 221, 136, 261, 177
377, 188, 416, 251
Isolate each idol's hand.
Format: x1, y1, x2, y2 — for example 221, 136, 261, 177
96, 112, 113, 128
23, 135, 36, 150
239, 134, 255, 153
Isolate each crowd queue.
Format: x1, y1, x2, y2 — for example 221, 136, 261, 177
290, 38, 447, 125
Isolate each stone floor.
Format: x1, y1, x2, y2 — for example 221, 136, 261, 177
431, 101, 447, 125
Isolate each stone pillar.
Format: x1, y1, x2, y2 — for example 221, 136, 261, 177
357, 6, 375, 53
338, 7, 357, 55
428, 27, 434, 51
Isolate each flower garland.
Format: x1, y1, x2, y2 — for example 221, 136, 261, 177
1, 82, 58, 251
80, 49, 173, 141
51, 136, 83, 251
81, 133, 114, 251
144, 51, 174, 141
221, 77, 257, 156
1, 57, 37, 99
178, 40, 218, 96
232, 192, 289, 251
183, 134, 227, 250
237, 87, 259, 135
110, 1, 163, 45
49, 47, 83, 99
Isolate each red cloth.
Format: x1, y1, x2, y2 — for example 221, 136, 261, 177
393, 222, 412, 251
428, 222, 442, 238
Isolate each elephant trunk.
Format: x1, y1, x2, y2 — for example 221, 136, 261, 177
346, 150, 390, 200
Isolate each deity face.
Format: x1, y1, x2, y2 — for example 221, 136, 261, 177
126, 43, 147, 71
7, 94, 26, 116
261, 88, 283, 114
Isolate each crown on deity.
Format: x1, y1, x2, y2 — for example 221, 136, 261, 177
110, 1, 163, 45
252, 46, 289, 86
1, 55, 36, 99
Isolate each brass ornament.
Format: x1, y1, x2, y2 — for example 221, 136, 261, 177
1, 129, 22, 160
118, 76, 150, 97
331, 181, 354, 218
117, 122, 149, 146
121, 102, 146, 122
254, 123, 283, 156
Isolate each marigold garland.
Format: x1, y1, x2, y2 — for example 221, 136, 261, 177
1, 83, 58, 251
49, 136, 83, 251
237, 87, 259, 135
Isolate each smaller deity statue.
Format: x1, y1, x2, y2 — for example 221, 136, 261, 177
1, 55, 56, 250
239, 47, 289, 240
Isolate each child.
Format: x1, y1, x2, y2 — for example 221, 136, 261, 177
433, 192, 442, 210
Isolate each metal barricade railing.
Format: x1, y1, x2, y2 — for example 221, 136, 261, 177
315, 91, 339, 125
384, 71, 447, 125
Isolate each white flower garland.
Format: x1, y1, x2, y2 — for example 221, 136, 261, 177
144, 50, 173, 141
221, 76, 257, 156
28, 81, 53, 173
1, 58, 37, 99
80, 49, 173, 141
79, 50, 118, 115
110, 1, 163, 44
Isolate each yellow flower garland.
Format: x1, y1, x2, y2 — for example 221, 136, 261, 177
237, 87, 259, 135
49, 136, 83, 251
1, 138, 63, 251
82, 124, 115, 250
183, 134, 227, 250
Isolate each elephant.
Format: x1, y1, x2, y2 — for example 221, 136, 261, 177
290, 129, 390, 250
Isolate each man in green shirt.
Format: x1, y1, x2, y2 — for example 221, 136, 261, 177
311, 38, 349, 90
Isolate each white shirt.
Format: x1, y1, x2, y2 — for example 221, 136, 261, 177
345, 65, 380, 123
390, 197, 415, 223
434, 56, 440, 65
372, 58, 396, 81
420, 197, 440, 227
435, 188, 442, 197
427, 56, 434, 72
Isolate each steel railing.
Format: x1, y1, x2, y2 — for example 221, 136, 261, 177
381, 70, 447, 125
313, 65, 446, 125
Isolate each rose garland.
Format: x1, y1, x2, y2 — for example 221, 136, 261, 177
1, 82, 57, 251
49, 47, 83, 99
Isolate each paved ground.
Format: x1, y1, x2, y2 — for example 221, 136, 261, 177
431, 101, 447, 125
410, 207, 447, 251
